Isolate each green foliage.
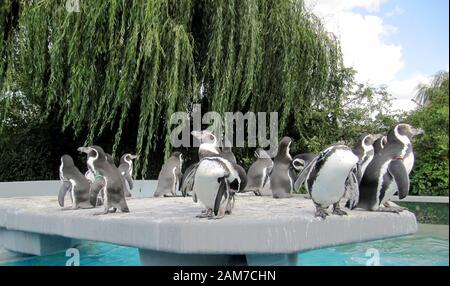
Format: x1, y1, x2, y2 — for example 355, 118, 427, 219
0, 0, 346, 178
407, 71, 449, 196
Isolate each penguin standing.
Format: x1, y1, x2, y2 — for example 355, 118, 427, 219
357, 124, 423, 212
270, 137, 295, 199
118, 153, 137, 197
154, 151, 183, 197
193, 156, 243, 219
58, 155, 94, 209
179, 130, 222, 197
85, 153, 117, 205
294, 145, 359, 219
78, 145, 130, 214
244, 148, 273, 196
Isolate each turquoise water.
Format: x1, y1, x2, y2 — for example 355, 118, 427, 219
0, 224, 447, 266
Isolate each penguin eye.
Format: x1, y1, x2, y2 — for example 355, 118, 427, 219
209, 134, 214, 141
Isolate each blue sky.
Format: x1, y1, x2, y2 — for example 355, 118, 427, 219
371, 0, 449, 80
306, 0, 449, 111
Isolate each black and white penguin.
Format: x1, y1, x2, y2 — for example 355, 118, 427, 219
292, 153, 317, 174
118, 153, 137, 197
357, 124, 423, 212
294, 145, 359, 219
373, 135, 387, 154
192, 156, 243, 219
58, 155, 94, 209
270, 137, 295, 199
244, 148, 273, 196
154, 151, 183, 197
78, 145, 130, 214
179, 130, 222, 197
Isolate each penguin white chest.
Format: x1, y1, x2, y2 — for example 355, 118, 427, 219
193, 160, 228, 210
403, 153, 414, 175
360, 153, 374, 177
310, 150, 358, 207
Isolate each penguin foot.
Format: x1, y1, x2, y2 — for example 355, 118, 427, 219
332, 203, 347, 216
314, 208, 329, 219
196, 209, 213, 218
332, 208, 348, 216
110, 207, 117, 213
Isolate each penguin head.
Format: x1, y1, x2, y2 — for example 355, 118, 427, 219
364, 134, 381, 147
388, 124, 424, 142
191, 130, 217, 145
78, 145, 105, 161
277, 137, 292, 158
373, 135, 387, 153
121, 153, 138, 164
292, 158, 306, 171
171, 151, 183, 161
61, 155, 75, 167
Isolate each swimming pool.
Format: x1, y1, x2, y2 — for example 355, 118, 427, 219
0, 224, 447, 266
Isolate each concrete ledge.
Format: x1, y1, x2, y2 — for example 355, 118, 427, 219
0, 180, 158, 198
0, 228, 77, 256
0, 196, 417, 257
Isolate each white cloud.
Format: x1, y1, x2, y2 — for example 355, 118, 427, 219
386, 5, 404, 17
306, 0, 403, 85
388, 74, 431, 100
304, 0, 428, 112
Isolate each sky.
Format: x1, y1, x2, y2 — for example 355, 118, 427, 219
305, 0, 449, 112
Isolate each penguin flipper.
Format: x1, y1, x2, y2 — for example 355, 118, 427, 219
180, 163, 198, 197
344, 167, 359, 209
388, 160, 410, 199
58, 181, 71, 207
293, 157, 318, 192
90, 178, 105, 206
124, 172, 134, 190
214, 177, 228, 216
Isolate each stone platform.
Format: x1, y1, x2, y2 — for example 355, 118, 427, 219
0, 195, 417, 265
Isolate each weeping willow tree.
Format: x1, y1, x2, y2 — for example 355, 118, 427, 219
1, 0, 347, 178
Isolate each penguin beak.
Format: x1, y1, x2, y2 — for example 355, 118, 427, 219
78, 146, 92, 154
191, 130, 202, 140
129, 154, 138, 159
413, 128, 424, 136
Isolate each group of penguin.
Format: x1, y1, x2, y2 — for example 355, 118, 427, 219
58, 147, 137, 214
58, 123, 423, 220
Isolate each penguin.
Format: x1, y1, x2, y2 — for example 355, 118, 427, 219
292, 153, 317, 173
294, 145, 359, 219
118, 153, 137, 197
373, 135, 387, 154
352, 134, 380, 180
154, 151, 183, 197
58, 155, 94, 209
244, 148, 273, 196
78, 145, 130, 214
179, 130, 222, 197
192, 156, 243, 219
270, 137, 295, 199
85, 152, 118, 205
356, 124, 424, 212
